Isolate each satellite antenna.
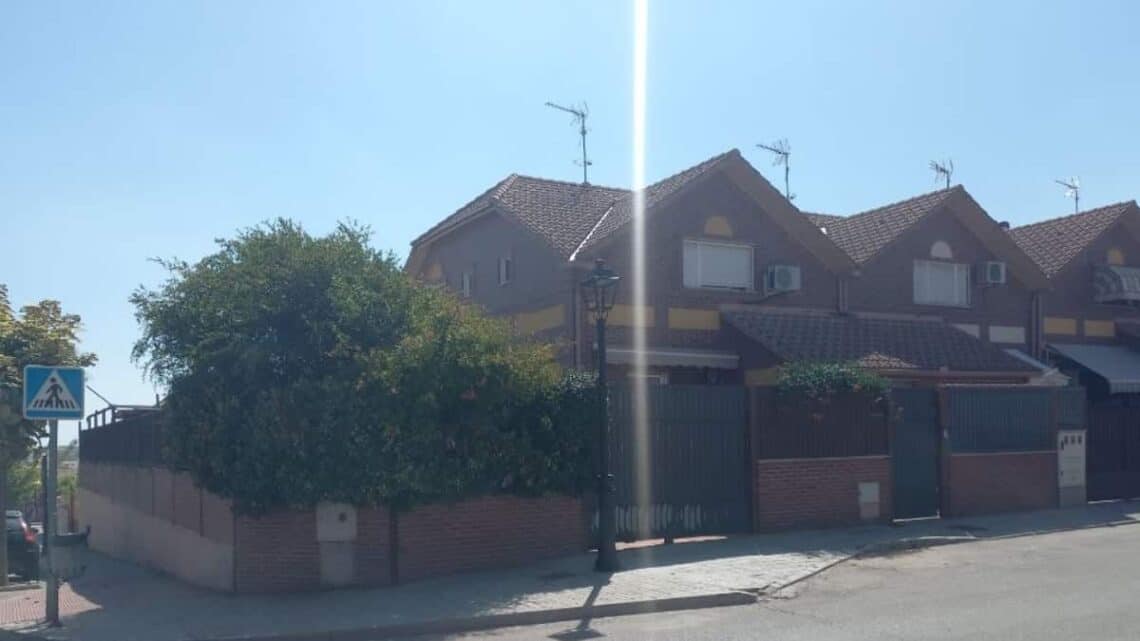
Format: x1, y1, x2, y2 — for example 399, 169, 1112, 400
545, 101, 592, 184
929, 159, 954, 189
1055, 177, 1081, 214
757, 139, 794, 200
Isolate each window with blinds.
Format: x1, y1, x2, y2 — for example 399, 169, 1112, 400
683, 240, 753, 290
913, 260, 970, 307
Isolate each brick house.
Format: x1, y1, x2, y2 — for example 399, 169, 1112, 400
1011, 201, 1140, 396
406, 150, 1038, 384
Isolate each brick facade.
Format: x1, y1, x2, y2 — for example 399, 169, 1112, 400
233, 509, 321, 592
397, 495, 586, 583
754, 456, 892, 531
81, 462, 585, 593
943, 451, 1057, 517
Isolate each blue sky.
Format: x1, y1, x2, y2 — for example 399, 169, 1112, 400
3, 0, 1140, 439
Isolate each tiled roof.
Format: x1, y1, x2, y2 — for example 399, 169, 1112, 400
816, 187, 961, 265
412, 175, 627, 259
803, 212, 843, 229
723, 309, 1035, 372
1008, 202, 1136, 277
413, 150, 740, 259
578, 149, 741, 252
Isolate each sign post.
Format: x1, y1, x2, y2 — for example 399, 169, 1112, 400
23, 366, 85, 627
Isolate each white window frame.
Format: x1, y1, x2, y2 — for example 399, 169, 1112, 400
498, 256, 513, 286
682, 239, 754, 291
913, 259, 970, 307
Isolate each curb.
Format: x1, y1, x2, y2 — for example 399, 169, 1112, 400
204, 591, 757, 641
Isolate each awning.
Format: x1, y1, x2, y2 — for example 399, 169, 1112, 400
1093, 265, 1140, 303
1003, 348, 1070, 386
606, 347, 739, 369
1050, 343, 1140, 394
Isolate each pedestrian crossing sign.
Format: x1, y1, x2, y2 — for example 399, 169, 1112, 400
23, 365, 85, 420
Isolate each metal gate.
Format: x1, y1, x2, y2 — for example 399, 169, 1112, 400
1087, 404, 1140, 500
891, 388, 941, 519
603, 384, 751, 540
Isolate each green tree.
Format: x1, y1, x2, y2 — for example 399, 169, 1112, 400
132, 220, 592, 515
0, 285, 96, 583
6, 457, 41, 510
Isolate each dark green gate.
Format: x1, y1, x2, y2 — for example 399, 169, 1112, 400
891, 388, 941, 519
603, 385, 751, 540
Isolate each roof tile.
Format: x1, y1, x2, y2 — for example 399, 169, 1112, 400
723, 308, 1035, 372
816, 187, 960, 264
1008, 202, 1135, 277
412, 150, 741, 260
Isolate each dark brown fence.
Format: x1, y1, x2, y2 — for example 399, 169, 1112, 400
752, 388, 889, 459
943, 386, 1076, 453
79, 410, 165, 466
605, 384, 751, 539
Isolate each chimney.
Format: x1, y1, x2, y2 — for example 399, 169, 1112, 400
998, 221, 1010, 230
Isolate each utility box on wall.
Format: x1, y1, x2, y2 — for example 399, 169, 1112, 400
1058, 430, 1086, 507
315, 502, 357, 587
858, 481, 881, 521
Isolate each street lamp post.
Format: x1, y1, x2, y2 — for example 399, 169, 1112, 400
581, 258, 620, 572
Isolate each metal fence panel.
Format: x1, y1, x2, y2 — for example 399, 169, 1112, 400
605, 384, 751, 539
754, 389, 889, 459
945, 388, 1053, 452
79, 411, 164, 466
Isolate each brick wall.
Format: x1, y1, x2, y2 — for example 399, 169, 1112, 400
83, 460, 586, 593
755, 456, 892, 531
233, 510, 320, 593
397, 495, 586, 583
944, 451, 1057, 517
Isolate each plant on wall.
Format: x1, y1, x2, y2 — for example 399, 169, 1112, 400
775, 361, 890, 403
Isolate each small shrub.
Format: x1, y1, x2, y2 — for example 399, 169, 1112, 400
776, 361, 889, 403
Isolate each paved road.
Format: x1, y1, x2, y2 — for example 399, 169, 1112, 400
434, 521, 1140, 640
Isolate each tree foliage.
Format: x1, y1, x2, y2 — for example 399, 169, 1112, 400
0, 285, 97, 466
131, 220, 595, 514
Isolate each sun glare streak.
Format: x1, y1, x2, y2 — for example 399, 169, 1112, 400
631, 0, 651, 539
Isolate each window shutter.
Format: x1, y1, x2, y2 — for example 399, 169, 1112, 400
683, 241, 699, 288
683, 240, 752, 289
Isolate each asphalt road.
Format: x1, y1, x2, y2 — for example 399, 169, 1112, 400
431, 520, 1140, 641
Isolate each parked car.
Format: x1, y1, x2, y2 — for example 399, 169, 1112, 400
5, 510, 39, 581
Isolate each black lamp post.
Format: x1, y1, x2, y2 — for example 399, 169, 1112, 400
581, 258, 620, 572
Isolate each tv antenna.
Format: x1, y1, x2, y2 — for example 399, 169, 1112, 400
545, 101, 592, 184
929, 159, 954, 189
756, 139, 794, 201
1055, 177, 1081, 213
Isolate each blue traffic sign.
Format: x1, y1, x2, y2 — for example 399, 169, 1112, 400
23, 366, 85, 420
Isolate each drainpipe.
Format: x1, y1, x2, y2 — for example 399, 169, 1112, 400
571, 265, 582, 369
1031, 291, 1044, 360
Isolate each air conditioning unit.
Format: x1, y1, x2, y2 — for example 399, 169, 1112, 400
765, 264, 802, 293
981, 261, 1007, 285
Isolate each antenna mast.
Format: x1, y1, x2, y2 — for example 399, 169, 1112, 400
757, 139, 794, 200
545, 101, 592, 184
929, 159, 954, 189
1055, 177, 1081, 214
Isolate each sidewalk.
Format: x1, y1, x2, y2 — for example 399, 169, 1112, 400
3, 500, 1139, 641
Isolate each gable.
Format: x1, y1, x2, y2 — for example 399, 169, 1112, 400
1009, 201, 1139, 279
577, 151, 854, 275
